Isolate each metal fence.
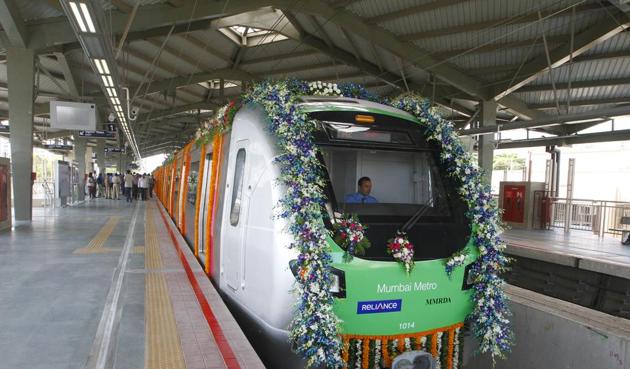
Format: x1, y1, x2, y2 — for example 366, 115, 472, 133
533, 192, 630, 237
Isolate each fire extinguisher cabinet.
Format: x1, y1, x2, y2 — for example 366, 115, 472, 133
0, 158, 11, 232
498, 181, 545, 229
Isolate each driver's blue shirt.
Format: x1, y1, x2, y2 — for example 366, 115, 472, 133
344, 192, 378, 204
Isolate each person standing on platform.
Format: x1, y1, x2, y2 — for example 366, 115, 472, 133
132, 173, 139, 200
96, 173, 104, 198
124, 170, 134, 203
148, 174, 154, 198
139, 174, 148, 201
103, 173, 110, 199
87, 173, 96, 199
112, 173, 121, 200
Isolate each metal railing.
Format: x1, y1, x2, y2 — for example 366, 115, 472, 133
533, 192, 630, 237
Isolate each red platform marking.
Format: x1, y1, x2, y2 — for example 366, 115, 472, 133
157, 204, 242, 369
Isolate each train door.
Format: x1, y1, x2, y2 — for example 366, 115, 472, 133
222, 140, 250, 291
198, 152, 213, 254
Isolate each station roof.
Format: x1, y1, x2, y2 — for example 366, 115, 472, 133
0, 0, 629, 157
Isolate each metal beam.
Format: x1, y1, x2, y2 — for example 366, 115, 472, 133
469, 49, 630, 75
459, 104, 630, 136
516, 77, 630, 92
366, 0, 467, 24
0, 0, 27, 47
111, 0, 132, 13
130, 68, 256, 97
497, 129, 630, 149
492, 12, 630, 100
53, 52, 80, 97
401, 3, 609, 41
136, 101, 217, 123
532, 97, 630, 109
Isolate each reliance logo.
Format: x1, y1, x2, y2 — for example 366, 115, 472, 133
357, 299, 402, 314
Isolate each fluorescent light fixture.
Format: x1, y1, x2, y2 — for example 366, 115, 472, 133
94, 59, 104, 74
79, 3, 96, 33
100, 59, 110, 74
101, 75, 111, 87
107, 76, 114, 87
69, 2, 87, 33
110, 88, 117, 97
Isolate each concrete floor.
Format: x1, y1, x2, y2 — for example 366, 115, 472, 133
0, 200, 144, 369
0, 199, 264, 369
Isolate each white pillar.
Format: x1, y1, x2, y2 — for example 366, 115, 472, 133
478, 100, 497, 185
7, 47, 35, 223
75, 138, 86, 201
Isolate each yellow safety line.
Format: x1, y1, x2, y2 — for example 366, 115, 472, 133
145, 204, 187, 369
73, 216, 121, 254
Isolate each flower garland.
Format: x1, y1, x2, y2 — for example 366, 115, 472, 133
386, 231, 415, 275
243, 80, 342, 368
188, 80, 511, 365
332, 214, 371, 262
194, 99, 240, 146
391, 94, 513, 362
445, 248, 469, 278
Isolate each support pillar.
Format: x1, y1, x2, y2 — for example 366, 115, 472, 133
478, 100, 497, 185
7, 47, 35, 223
96, 140, 105, 174
75, 137, 86, 201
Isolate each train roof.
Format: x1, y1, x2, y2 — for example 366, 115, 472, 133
298, 96, 419, 125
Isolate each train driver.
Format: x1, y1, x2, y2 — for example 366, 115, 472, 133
344, 176, 378, 204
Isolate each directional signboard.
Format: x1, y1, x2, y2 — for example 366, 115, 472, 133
105, 147, 125, 153
78, 130, 116, 138
0, 125, 9, 133
43, 144, 74, 150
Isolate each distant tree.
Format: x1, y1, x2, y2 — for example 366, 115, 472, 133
493, 153, 525, 170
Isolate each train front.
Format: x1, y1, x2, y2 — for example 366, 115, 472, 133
303, 97, 479, 368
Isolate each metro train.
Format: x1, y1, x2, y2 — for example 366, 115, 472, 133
154, 96, 479, 369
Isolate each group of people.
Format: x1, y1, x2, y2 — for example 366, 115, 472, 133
85, 171, 154, 203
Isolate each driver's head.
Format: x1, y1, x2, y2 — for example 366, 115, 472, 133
357, 177, 372, 196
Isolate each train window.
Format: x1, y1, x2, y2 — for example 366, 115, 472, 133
230, 149, 246, 226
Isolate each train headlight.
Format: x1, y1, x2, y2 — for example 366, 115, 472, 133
462, 263, 475, 290
330, 267, 346, 298
289, 260, 346, 298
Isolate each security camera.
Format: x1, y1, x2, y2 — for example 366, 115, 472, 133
108, 113, 116, 122
129, 107, 139, 121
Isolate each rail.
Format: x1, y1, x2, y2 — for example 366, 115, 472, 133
531, 192, 630, 237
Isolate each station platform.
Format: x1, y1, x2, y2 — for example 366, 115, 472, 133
504, 228, 630, 279
0, 199, 264, 369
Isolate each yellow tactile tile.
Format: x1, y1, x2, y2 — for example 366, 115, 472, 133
145, 204, 187, 369
73, 216, 121, 254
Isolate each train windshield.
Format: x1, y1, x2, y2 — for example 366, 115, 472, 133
310, 110, 470, 261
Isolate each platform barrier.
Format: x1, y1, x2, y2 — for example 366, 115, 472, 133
464, 284, 630, 369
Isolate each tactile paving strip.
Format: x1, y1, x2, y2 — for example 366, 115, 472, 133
145, 205, 187, 369
73, 216, 121, 254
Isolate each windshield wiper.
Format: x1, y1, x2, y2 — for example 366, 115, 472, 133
400, 194, 438, 232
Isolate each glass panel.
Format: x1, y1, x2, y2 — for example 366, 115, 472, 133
230, 149, 246, 226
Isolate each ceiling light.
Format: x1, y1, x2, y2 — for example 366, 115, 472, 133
79, 3, 96, 33
100, 59, 110, 74
69, 2, 87, 33
102, 75, 111, 87
94, 59, 104, 74
106, 76, 114, 87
